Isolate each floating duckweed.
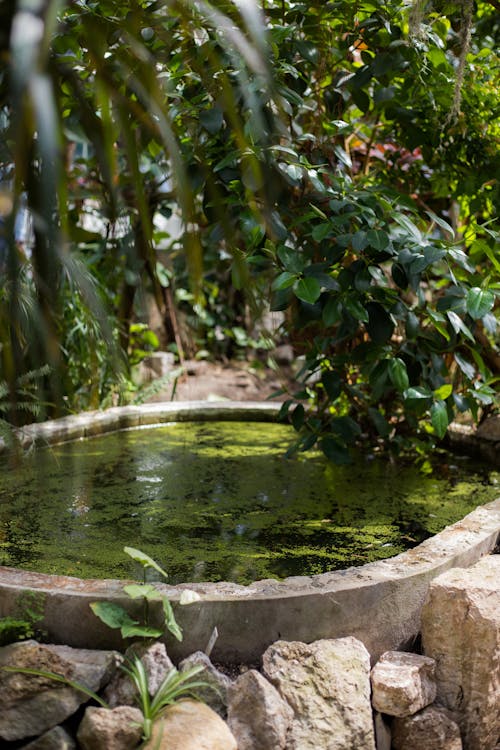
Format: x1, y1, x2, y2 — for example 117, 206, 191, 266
0, 422, 497, 584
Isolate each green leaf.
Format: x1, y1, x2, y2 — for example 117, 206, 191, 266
454, 353, 476, 380
367, 229, 389, 251
311, 223, 332, 242
199, 107, 224, 134
322, 371, 342, 400
344, 298, 369, 322
320, 437, 351, 464
121, 624, 164, 639
294, 277, 321, 304
90, 601, 137, 630
404, 386, 432, 400
323, 298, 342, 326
430, 400, 449, 439
446, 311, 475, 342
161, 596, 183, 642
368, 407, 391, 437
433, 384, 453, 400
272, 271, 297, 291
291, 404, 305, 431
389, 358, 409, 392
466, 288, 495, 320
123, 547, 168, 579
123, 584, 161, 601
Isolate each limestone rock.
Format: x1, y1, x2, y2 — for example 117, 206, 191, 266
77, 705, 144, 750
421, 556, 500, 750
392, 705, 463, 750
371, 650, 436, 716
227, 668, 293, 749
179, 650, 233, 716
104, 641, 174, 708
21, 726, 76, 749
142, 700, 237, 750
262, 637, 376, 750
0, 640, 120, 742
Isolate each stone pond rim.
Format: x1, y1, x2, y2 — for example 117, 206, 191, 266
0, 401, 498, 664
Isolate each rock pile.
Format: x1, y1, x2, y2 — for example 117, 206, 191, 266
0, 555, 498, 749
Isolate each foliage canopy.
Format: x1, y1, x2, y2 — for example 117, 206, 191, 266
0, 0, 498, 460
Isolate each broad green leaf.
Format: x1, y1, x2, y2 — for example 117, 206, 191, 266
311, 223, 332, 242
294, 277, 321, 304
323, 298, 342, 326
330, 416, 361, 443
90, 602, 137, 630
291, 404, 305, 431
454, 353, 476, 380
322, 371, 342, 400
352, 231, 368, 251
368, 407, 391, 437
392, 213, 422, 243
389, 358, 409, 392
433, 384, 453, 400
344, 298, 369, 322
446, 311, 475, 342
404, 386, 432, 400
121, 624, 164, 639
320, 437, 351, 464
123, 584, 161, 601
425, 210, 454, 238
466, 288, 495, 320
161, 596, 183, 642
199, 107, 224, 134
430, 400, 449, 439
277, 246, 304, 274
272, 271, 297, 291
367, 229, 389, 251
123, 547, 168, 579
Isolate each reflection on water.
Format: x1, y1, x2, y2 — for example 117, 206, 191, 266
0, 422, 497, 583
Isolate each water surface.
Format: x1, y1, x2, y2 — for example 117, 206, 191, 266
0, 422, 497, 583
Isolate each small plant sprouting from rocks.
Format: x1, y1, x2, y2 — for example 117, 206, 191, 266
121, 653, 209, 741
90, 547, 199, 642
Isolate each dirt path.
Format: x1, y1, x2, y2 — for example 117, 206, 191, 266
147, 359, 297, 403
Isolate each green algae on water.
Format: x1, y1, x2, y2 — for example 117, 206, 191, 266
0, 422, 497, 584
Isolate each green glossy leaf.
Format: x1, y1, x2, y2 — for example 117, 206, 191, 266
90, 601, 137, 630
320, 437, 351, 464
434, 384, 453, 400
291, 404, 305, 431
389, 358, 409, 392
123, 584, 161, 601
323, 298, 342, 326
430, 400, 448, 439
322, 371, 342, 400
199, 107, 224, 134
454, 353, 476, 380
272, 271, 297, 291
123, 547, 168, 579
404, 386, 432, 400
446, 311, 475, 342
161, 596, 183, 642
121, 624, 164, 639
344, 298, 369, 322
294, 277, 321, 304
311, 223, 332, 242
368, 407, 391, 437
466, 288, 495, 320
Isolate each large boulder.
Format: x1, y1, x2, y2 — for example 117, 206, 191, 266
0, 640, 120, 742
421, 555, 500, 750
179, 650, 233, 716
262, 637, 376, 750
104, 641, 174, 708
371, 650, 436, 716
142, 700, 237, 750
77, 705, 144, 750
21, 726, 76, 749
392, 705, 463, 750
227, 668, 293, 749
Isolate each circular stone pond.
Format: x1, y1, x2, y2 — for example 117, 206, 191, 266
0, 402, 499, 662
0, 417, 498, 584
